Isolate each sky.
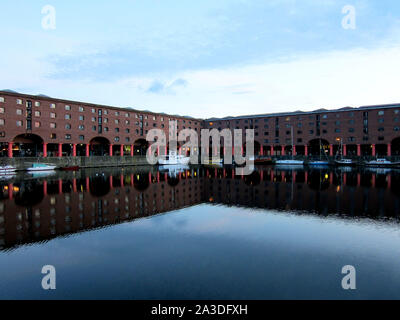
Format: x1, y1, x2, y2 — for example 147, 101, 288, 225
1, 0, 400, 118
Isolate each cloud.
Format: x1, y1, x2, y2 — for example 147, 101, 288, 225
146, 78, 188, 94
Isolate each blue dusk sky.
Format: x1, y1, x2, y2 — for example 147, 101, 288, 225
1, 0, 400, 118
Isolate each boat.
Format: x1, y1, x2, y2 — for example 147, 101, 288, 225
275, 159, 304, 165
158, 150, 190, 165
203, 158, 224, 166
0, 165, 17, 174
254, 157, 273, 165
334, 159, 355, 166
364, 158, 400, 167
59, 165, 80, 171
308, 140, 330, 166
276, 127, 304, 166
334, 139, 355, 166
26, 163, 57, 171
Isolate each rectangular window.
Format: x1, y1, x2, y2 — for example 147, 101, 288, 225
115, 111, 119, 116
104, 110, 108, 115
35, 101, 40, 107
16, 99, 22, 104
16, 120, 23, 127
65, 124, 71, 129
65, 114, 71, 120
378, 111, 384, 116
91, 108, 96, 113
0, 107, 4, 113
35, 121, 41, 128
91, 117, 96, 122
50, 133, 56, 139
0, 119, 4, 125
65, 105, 71, 110
65, 134, 71, 140
16, 109, 23, 115
50, 103, 56, 109
0, 97, 4, 103
115, 119, 119, 124
79, 106, 84, 112
79, 135, 84, 140
79, 125, 85, 130
34, 111, 41, 117
50, 123, 56, 128
79, 115, 85, 121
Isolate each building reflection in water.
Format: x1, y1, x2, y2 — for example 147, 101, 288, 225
0, 166, 400, 249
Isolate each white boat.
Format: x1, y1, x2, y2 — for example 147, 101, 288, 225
158, 150, 190, 165
275, 159, 304, 166
334, 159, 355, 166
203, 158, 224, 166
364, 158, 400, 167
0, 165, 17, 174
26, 163, 57, 171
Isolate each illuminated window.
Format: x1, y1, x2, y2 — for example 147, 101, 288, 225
50, 113, 56, 118
35, 121, 40, 128
16, 120, 23, 127
35, 101, 40, 107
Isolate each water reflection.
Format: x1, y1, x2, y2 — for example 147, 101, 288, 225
1, 165, 400, 250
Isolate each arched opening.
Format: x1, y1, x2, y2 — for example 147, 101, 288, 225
262, 146, 271, 156
295, 145, 305, 156
13, 134, 44, 157
376, 144, 388, 157
392, 137, 400, 156
346, 144, 358, 156
361, 144, 372, 156
76, 144, 86, 156
308, 139, 330, 156
134, 139, 149, 156
253, 141, 261, 156
90, 137, 110, 156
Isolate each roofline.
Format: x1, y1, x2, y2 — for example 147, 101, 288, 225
205, 103, 400, 121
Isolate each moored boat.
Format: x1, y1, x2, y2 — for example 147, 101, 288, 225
158, 151, 190, 165
26, 163, 57, 171
334, 159, 355, 166
364, 158, 400, 167
275, 159, 304, 166
254, 158, 274, 165
59, 165, 80, 171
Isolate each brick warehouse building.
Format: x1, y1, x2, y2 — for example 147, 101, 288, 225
204, 104, 400, 158
1, 89, 400, 159
0, 90, 202, 158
